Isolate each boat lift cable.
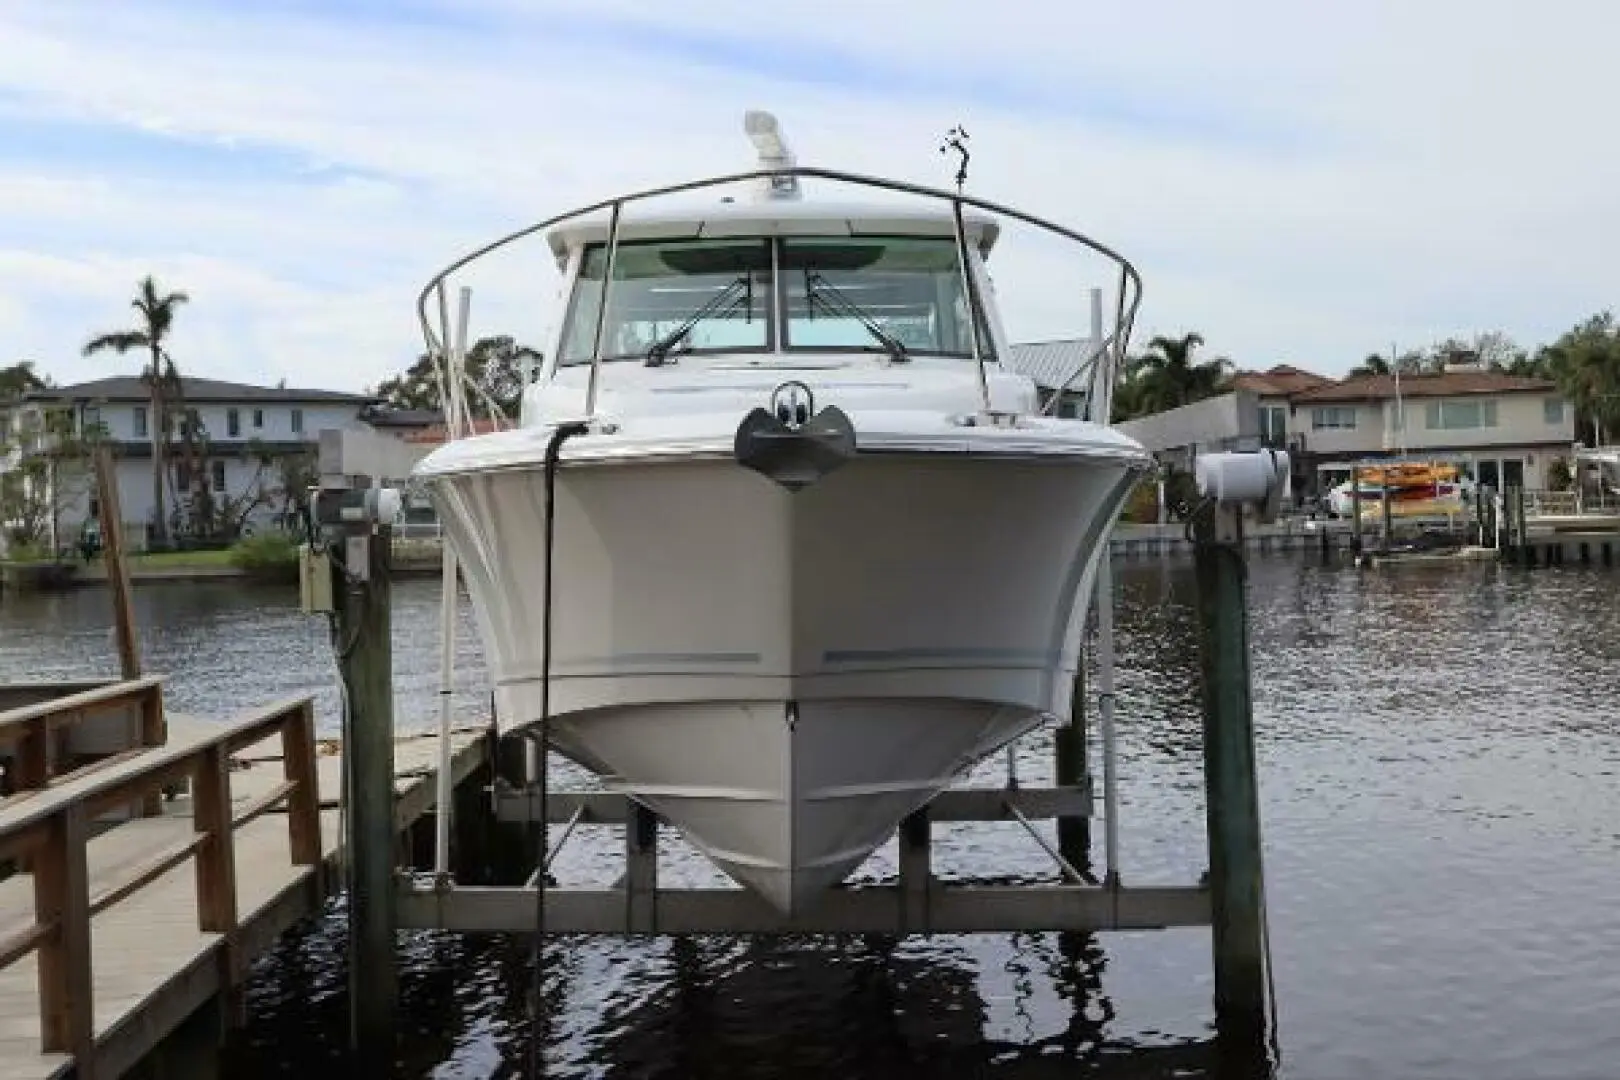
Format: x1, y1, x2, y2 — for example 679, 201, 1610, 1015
525, 419, 591, 1080
1003, 800, 1098, 887
311, 526, 365, 955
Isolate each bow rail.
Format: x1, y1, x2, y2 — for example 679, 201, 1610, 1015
413, 165, 1143, 429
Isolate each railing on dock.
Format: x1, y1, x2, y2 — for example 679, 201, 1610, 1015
0, 678, 166, 805
0, 695, 320, 1068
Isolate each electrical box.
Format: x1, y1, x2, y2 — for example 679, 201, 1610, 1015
300, 544, 333, 613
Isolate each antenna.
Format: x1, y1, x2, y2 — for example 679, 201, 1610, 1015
744, 109, 800, 201
939, 125, 970, 192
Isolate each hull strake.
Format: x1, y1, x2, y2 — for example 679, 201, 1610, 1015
429, 450, 1142, 911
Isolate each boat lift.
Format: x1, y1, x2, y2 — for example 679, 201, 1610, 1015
315, 440, 1285, 1065
312, 146, 1286, 1069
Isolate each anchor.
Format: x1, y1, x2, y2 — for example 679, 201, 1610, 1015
733, 381, 857, 492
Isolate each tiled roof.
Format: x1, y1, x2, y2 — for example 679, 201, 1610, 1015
362, 406, 444, 427
398, 418, 507, 444
1230, 364, 1333, 396
1003, 338, 1103, 392
1291, 370, 1556, 403
26, 375, 373, 404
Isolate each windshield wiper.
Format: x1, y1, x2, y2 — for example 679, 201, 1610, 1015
802, 268, 908, 364
645, 272, 754, 367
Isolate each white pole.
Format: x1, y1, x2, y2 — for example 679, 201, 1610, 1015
432, 288, 473, 878
1096, 556, 1121, 887
453, 286, 474, 429
1092, 283, 1122, 886
1088, 287, 1105, 418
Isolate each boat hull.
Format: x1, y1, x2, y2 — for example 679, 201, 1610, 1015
428, 448, 1141, 912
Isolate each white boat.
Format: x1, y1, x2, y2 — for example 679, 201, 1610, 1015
410, 111, 1154, 914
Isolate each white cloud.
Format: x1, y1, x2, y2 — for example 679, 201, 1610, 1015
1, 0, 1617, 392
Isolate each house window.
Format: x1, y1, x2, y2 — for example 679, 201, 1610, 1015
1311, 406, 1357, 430
291, 408, 304, 434
133, 406, 148, 438
176, 461, 192, 492
82, 407, 101, 436
1387, 402, 1406, 431
211, 460, 227, 492
1259, 405, 1288, 446
1425, 399, 1498, 430
1544, 398, 1565, 425
227, 408, 241, 438
252, 408, 264, 429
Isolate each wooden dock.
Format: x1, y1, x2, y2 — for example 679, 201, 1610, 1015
0, 679, 488, 1079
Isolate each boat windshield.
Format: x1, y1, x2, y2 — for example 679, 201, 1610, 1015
558, 238, 773, 365
556, 233, 996, 365
780, 236, 994, 359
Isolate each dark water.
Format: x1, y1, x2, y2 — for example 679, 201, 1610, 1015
3, 557, 1619, 1079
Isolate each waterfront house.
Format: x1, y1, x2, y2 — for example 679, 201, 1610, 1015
1114, 361, 1576, 506
1288, 365, 1575, 492
2, 376, 375, 551
1230, 364, 1335, 451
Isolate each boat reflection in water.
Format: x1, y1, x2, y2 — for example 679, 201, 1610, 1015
228, 904, 1276, 1079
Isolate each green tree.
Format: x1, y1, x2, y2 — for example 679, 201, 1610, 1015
0, 361, 48, 401
1348, 353, 1393, 378
1537, 311, 1620, 444
0, 407, 103, 556
1349, 349, 1429, 376
271, 449, 318, 536
371, 335, 538, 420
1111, 332, 1231, 421
81, 276, 190, 547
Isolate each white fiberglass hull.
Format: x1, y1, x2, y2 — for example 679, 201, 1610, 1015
428, 441, 1142, 913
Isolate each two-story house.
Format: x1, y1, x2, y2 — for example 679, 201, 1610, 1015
1288, 366, 1575, 493
1230, 365, 1335, 450
6, 376, 375, 548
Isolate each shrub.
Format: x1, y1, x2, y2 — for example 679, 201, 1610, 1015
1122, 478, 1162, 524
228, 531, 300, 582
1, 539, 53, 564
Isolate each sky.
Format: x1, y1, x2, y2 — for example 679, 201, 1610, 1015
2, 0, 1618, 393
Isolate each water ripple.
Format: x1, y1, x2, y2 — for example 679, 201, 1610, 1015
5, 554, 1619, 1078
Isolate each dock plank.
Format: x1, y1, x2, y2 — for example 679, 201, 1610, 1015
0, 713, 488, 1079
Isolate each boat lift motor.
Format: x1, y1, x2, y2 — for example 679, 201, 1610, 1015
1194, 450, 1291, 538
301, 484, 405, 610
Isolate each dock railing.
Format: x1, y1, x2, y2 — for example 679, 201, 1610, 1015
0, 695, 320, 1065
0, 678, 166, 808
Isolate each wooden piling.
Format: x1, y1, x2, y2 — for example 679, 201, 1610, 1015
92, 446, 139, 682
1054, 641, 1089, 871
1513, 486, 1528, 562
1349, 467, 1363, 557
331, 524, 398, 1069
1191, 504, 1269, 1040
1379, 482, 1392, 552
93, 446, 168, 815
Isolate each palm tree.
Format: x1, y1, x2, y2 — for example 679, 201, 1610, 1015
1114, 332, 1231, 419
1348, 353, 1393, 378
82, 276, 189, 547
